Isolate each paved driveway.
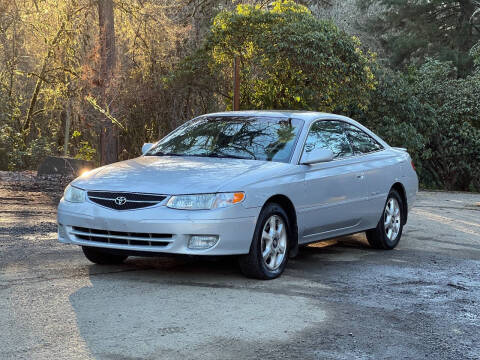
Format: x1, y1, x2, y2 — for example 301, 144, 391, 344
1, 174, 479, 359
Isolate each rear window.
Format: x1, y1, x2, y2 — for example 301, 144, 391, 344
343, 123, 383, 154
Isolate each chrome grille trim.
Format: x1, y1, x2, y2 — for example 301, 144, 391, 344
87, 196, 160, 203
70, 226, 173, 248
86, 191, 167, 210
70, 229, 173, 243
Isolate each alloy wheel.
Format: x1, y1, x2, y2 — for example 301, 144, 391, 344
384, 198, 401, 242
261, 215, 287, 271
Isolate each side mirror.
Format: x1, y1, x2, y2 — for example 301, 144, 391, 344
142, 143, 154, 155
301, 148, 334, 165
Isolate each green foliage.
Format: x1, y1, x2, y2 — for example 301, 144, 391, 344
179, 0, 376, 112
26, 137, 58, 168
355, 60, 480, 191
0, 124, 24, 170
71, 131, 96, 161
1, 0, 478, 194
0, 0, 194, 169
359, 0, 480, 77
470, 40, 480, 69
0, 123, 57, 170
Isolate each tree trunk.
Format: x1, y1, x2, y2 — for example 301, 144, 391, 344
233, 56, 240, 111
23, 57, 48, 134
8, 4, 17, 105
98, 0, 117, 165
63, 99, 71, 157
23, 23, 65, 137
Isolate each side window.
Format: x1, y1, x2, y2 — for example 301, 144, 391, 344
304, 120, 353, 159
343, 123, 383, 154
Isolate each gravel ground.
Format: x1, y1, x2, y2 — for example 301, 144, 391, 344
1, 171, 479, 360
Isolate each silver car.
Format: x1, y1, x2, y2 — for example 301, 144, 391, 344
58, 111, 418, 279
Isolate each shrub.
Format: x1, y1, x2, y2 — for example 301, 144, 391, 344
176, 0, 376, 113
355, 60, 480, 191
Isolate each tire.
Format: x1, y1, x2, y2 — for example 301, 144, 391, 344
366, 189, 404, 250
239, 203, 291, 279
82, 246, 128, 265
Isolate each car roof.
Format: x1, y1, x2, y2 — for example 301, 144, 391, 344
202, 110, 352, 124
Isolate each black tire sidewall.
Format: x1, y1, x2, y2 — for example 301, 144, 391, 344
379, 190, 404, 249
252, 203, 291, 279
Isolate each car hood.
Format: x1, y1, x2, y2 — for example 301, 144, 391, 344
72, 156, 279, 194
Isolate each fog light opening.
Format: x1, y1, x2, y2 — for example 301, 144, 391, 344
188, 235, 219, 249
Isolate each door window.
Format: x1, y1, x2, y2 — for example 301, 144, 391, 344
304, 121, 353, 159
343, 123, 383, 154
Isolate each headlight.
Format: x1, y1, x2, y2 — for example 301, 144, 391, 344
166, 192, 245, 210
63, 184, 86, 203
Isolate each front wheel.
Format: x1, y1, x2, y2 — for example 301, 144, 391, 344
366, 189, 404, 250
239, 203, 290, 279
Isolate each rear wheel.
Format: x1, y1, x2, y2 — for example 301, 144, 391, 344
366, 189, 404, 250
239, 203, 290, 279
82, 246, 128, 265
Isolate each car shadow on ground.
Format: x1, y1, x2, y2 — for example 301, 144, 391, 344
68, 239, 359, 359
90, 233, 370, 279
65, 230, 480, 359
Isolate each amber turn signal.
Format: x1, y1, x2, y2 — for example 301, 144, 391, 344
232, 192, 245, 204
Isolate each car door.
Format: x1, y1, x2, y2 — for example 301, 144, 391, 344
299, 120, 369, 243
342, 122, 391, 228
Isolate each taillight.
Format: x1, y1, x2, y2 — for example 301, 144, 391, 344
411, 160, 416, 171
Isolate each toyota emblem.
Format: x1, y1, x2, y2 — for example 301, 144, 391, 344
114, 196, 127, 206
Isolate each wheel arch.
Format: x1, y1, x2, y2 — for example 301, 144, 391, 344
391, 182, 408, 225
263, 194, 299, 258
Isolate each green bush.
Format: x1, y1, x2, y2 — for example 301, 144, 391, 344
176, 0, 376, 113
354, 60, 480, 191
71, 131, 96, 161
0, 124, 25, 170
0, 123, 58, 170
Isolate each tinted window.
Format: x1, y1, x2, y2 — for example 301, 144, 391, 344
304, 121, 353, 159
146, 116, 303, 163
343, 123, 383, 154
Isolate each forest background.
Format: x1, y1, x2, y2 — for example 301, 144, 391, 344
0, 0, 479, 191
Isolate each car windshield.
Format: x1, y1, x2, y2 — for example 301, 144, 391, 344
145, 116, 304, 163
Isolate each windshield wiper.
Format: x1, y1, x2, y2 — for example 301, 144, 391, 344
148, 152, 186, 157
206, 152, 253, 160
148, 151, 252, 160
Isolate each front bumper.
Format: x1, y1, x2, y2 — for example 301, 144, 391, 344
57, 198, 258, 255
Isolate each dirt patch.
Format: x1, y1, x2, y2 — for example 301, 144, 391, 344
0, 170, 72, 203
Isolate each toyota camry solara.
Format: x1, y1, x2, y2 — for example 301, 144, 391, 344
58, 111, 418, 279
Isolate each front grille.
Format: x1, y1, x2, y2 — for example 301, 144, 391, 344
71, 226, 172, 248
87, 191, 166, 210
